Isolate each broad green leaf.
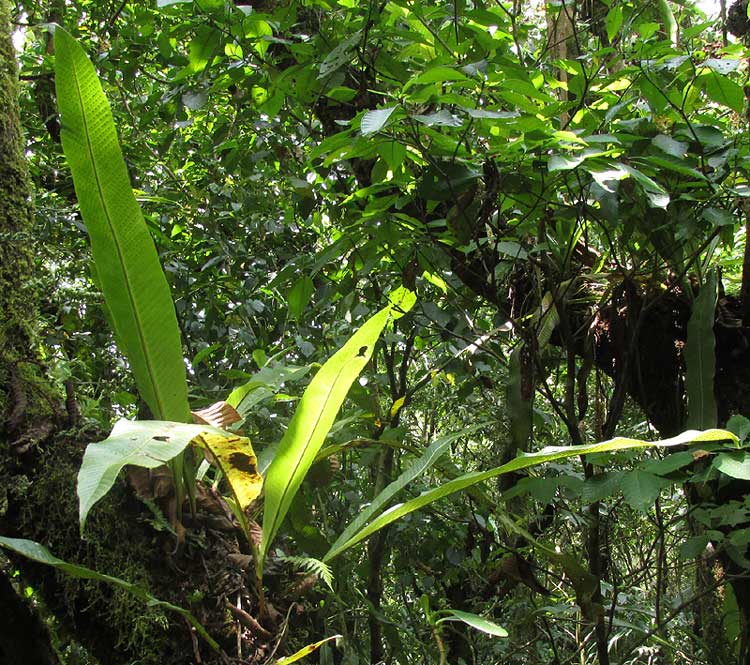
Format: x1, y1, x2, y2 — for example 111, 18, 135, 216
174, 25, 220, 80
275, 635, 341, 664
549, 154, 586, 172
621, 164, 670, 209
361, 106, 398, 136
713, 452, 750, 480
260, 289, 416, 570
0, 537, 219, 652
727, 414, 750, 442
404, 66, 470, 90
581, 472, 622, 504
325, 426, 482, 561
77, 419, 232, 530
324, 429, 736, 559
641, 450, 695, 476
620, 470, 672, 512
701, 71, 744, 113
54, 28, 189, 423
606, 5, 623, 42
702, 207, 734, 227
686, 270, 717, 430
319, 32, 361, 78
194, 433, 263, 509
652, 134, 688, 158
287, 276, 315, 320
680, 534, 710, 559
436, 610, 508, 637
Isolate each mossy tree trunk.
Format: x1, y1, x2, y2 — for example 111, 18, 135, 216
0, 6, 232, 664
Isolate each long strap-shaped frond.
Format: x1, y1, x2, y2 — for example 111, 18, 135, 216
55, 27, 189, 422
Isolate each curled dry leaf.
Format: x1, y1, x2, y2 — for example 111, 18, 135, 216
191, 401, 242, 430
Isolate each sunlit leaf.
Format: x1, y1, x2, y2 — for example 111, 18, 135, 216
275, 635, 341, 664
54, 28, 189, 423
361, 106, 398, 136
195, 433, 263, 509
77, 420, 232, 531
260, 289, 416, 572
436, 610, 508, 637
324, 429, 737, 559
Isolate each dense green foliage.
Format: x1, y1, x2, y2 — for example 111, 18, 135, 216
4, 0, 750, 663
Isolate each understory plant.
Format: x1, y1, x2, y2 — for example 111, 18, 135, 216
1, 24, 744, 659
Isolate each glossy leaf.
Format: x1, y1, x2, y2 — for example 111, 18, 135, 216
361, 106, 398, 136
275, 635, 341, 664
436, 610, 508, 637
260, 288, 415, 570
54, 27, 189, 422
0, 537, 219, 651
78, 419, 232, 530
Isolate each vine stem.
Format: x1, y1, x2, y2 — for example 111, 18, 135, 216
432, 626, 447, 665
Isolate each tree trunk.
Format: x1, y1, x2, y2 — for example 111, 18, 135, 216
0, 6, 237, 663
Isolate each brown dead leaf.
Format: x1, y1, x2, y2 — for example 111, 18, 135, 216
191, 401, 242, 429
228, 553, 253, 569
692, 449, 711, 461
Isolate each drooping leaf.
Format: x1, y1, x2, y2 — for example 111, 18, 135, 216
275, 635, 341, 664
260, 288, 416, 571
685, 270, 718, 430
191, 401, 242, 429
0, 537, 219, 652
77, 420, 233, 530
323, 429, 736, 559
325, 425, 483, 561
54, 28, 189, 423
194, 433, 263, 509
436, 610, 508, 637
412, 110, 463, 127
318, 32, 361, 78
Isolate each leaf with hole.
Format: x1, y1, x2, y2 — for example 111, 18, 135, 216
260, 288, 416, 573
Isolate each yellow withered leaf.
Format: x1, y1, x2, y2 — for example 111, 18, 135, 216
195, 434, 263, 510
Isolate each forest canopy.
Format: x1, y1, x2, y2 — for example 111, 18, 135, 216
2, 0, 750, 664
